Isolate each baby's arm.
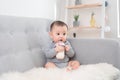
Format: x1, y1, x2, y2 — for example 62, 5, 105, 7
43, 43, 65, 59
45, 49, 56, 58
65, 41, 75, 58
43, 45, 57, 59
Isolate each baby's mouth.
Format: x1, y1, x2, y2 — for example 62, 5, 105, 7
59, 39, 63, 42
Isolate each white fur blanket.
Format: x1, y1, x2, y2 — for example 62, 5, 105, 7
0, 63, 120, 80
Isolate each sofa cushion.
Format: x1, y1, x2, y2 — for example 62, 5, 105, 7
30, 48, 46, 67
68, 38, 119, 68
0, 50, 35, 74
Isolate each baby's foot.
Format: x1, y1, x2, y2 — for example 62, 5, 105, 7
66, 66, 72, 72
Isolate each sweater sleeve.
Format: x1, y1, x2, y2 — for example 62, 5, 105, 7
43, 43, 56, 59
65, 41, 75, 58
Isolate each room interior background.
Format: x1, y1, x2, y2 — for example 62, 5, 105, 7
0, 0, 119, 39
56, 0, 119, 39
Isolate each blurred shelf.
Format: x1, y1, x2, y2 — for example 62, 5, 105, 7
67, 26, 102, 38
66, 3, 102, 9
65, 0, 106, 38
68, 26, 101, 30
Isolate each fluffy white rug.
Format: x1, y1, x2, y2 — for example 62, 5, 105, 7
0, 63, 120, 80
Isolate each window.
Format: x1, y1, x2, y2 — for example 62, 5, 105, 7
117, 0, 120, 37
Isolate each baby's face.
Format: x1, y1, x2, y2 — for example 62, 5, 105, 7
50, 25, 67, 43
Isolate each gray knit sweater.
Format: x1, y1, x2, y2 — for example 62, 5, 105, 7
43, 40, 75, 68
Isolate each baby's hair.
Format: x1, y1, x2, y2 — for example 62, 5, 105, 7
50, 21, 68, 31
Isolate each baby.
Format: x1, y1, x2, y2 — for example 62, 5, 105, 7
43, 20, 80, 71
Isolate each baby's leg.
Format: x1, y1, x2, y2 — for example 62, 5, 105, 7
44, 62, 57, 69
68, 60, 80, 70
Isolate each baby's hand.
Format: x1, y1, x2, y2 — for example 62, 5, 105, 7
65, 45, 70, 51
55, 45, 64, 53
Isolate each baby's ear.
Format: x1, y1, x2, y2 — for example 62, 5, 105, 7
49, 32, 52, 38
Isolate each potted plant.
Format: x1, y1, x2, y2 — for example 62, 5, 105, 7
75, 0, 81, 5
73, 15, 80, 27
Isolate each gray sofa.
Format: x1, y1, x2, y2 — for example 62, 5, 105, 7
0, 15, 120, 75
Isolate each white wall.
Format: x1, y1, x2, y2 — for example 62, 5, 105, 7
0, 0, 56, 20
56, 0, 66, 21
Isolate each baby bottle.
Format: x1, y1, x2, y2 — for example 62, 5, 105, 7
56, 42, 65, 59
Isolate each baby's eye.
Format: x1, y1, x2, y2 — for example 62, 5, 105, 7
63, 33, 66, 36
57, 33, 60, 35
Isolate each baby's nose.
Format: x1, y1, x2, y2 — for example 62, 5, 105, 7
59, 35, 63, 38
